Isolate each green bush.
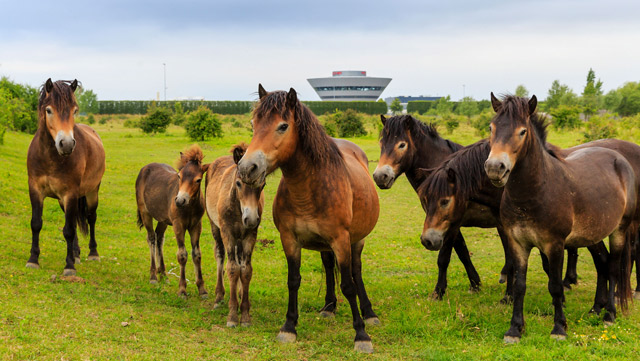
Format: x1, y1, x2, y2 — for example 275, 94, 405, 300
0, 77, 38, 134
86, 114, 96, 124
443, 114, 460, 133
583, 114, 618, 142
139, 106, 172, 134
550, 105, 582, 129
123, 118, 139, 128
470, 110, 494, 138
185, 106, 223, 141
173, 102, 186, 125
406, 101, 436, 114
326, 109, 367, 137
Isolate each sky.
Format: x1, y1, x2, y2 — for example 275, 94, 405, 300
1, 0, 638, 101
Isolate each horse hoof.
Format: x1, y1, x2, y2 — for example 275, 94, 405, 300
430, 292, 444, 301
563, 286, 571, 292
634, 291, 640, 300
499, 274, 507, 284
63, 269, 77, 277
603, 320, 614, 327
200, 293, 209, 300
150, 279, 158, 285
551, 334, 566, 341
240, 322, 251, 327
74, 257, 81, 264
276, 331, 296, 343
319, 311, 335, 318
468, 287, 480, 294
226, 321, 237, 328
354, 340, 374, 353
178, 292, 187, 300
500, 296, 513, 305
503, 335, 520, 344
26, 262, 40, 269
87, 255, 100, 261
364, 317, 380, 326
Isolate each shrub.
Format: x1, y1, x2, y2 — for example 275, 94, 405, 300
443, 114, 460, 133
327, 109, 367, 137
185, 106, 223, 141
550, 105, 582, 129
123, 118, 139, 128
86, 114, 96, 124
139, 106, 172, 134
583, 114, 618, 142
470, 110, 494, 137
173, 102, 186, 125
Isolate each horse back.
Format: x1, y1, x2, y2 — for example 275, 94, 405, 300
204, 156, 236, 228
136, 163, 179, 224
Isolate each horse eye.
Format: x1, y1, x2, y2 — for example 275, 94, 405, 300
196, 179, 202, 183
398, 142, 406, 149
236, 180, 242, 187
277, 123, 288, 132
46, 108, 53, 115
440, 199, 450, 207
519, 129, 527, 136
488, 124, 493, 132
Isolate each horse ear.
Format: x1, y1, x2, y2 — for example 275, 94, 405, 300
70, 79, 78, 92
490, 92, 501, 112
528, 95, 537, 115
286, 88, 297, 109
201, 163, 210, 173
45, 78, 53, 94
380, 115, 387, 126
258, 84, 267, 99
232, 144, 247, 165
416, 167, 433, 184
447, 168, 456, 184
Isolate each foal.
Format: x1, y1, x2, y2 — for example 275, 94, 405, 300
205, 143, 265, 327
135, 145, 209, 298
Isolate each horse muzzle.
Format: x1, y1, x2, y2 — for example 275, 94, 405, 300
55, 131, 76, 156
237, 152, 267, 187
421, 229, 444, 251
373, 165, 396, 189
484, 153, 511, 188
175, 192, 191, 208
242, 208, 261, 230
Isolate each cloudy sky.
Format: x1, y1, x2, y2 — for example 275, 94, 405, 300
1, 0, 638, 101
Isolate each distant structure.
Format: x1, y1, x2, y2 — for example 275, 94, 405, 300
384, 95, 443, 114
307, 71, 392, 101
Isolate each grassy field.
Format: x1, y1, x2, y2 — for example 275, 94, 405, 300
0, 116, 639, 360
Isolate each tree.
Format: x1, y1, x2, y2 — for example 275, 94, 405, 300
581, 68, 603, 120
550, 105, 581, 129
173, 101, 186, 125
515, 85, 529, 97
455, 96, 479, 118
433, 95, 453, 115
76, 87, 99, 114
546, 80, 578, 110
326, 109, 367, 137
139, 104, 172, 134
390, 98, 403, 115
184, 106, 223, 141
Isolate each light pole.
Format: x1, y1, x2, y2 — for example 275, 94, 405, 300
462, 84, 466, 99
163, 63, 167, 101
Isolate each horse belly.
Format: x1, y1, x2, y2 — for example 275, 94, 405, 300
461, 202, 498, 228
346, 159, 380, 242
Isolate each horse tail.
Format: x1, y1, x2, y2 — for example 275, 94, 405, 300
618, 221, 637, 310
76, 196, 89, 236
136, 209, 144, 230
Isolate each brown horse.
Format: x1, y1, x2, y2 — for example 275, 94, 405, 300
135, 145, 209, 298
205, 143, 265, 327
237, 85, 380, 353
26, 79, 105, 276
484, 94, 637, 343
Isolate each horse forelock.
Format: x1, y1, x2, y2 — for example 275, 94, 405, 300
495, 95, 555, 156
253, 90, 343, 168
380, 115, 439, 144
177, 145, 204, 170
38, 80, 78, 121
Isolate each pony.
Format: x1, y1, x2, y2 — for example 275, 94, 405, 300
205, 143, 265, 328
373, 114, 491, 299
135, 145, 209, 298
26, 79, 105, 276
236, 85, 380, 353
484, 94, 637, 343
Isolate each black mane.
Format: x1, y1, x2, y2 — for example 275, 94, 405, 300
381, 115, 459, 152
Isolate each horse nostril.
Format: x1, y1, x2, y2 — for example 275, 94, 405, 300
500, 163, 506, 172
72, 139, 76, 147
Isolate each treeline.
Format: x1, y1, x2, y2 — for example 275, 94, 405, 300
98, 100, 388, 116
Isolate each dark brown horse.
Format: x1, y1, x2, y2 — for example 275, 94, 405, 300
373, 114, 490, 298
135, 145, 209, 298
26, 79, 105, 276
237, 85, 380, 353
205, 143, 265, 327
484, 94, 637, 343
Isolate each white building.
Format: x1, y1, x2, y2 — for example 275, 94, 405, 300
307, 71, 392, 101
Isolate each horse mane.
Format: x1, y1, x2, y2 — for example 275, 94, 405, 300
177, 144, 204, 169
497, 95, 559, 158
381, 115, 460, 152
418, 139, 492, 204
38, 80, 78, 121
253, 90, 343, 168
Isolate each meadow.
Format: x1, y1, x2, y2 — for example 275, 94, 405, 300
0, 115, 639, 360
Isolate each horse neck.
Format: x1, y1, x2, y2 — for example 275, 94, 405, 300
406, 134, 459, 191
280, 146, 344, 189
505, 136, 556, 204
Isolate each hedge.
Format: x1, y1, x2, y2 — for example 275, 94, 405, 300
98, 100, 388, 116
406, 101, 436, 114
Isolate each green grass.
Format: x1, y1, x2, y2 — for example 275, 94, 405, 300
0, 118, 639, 360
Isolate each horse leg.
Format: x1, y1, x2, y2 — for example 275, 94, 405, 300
61, 196, 79, 276
503, 239, 531, 344
27, 188, 44, 269
563, 247, 579, 289
239, 237, 255, 327
634, 231, 640, 299
587, 242, 609, 314
319, 251, 337, 317
544, 244, 568, 340
351, 240, 379, 325
226, 247, 240, 327
604, 230, 627, 325
155, 222, 168, 280
210, 222, 225, 307
276, 232, 301, 344
498, 226, 511, 284
86, 189, 100, 261
173, 223, 188, 297
332, 235, 373, 353
453, 231, 481, 293
188, 222, 208, 299
59, 200, 81, 264
431, 234, 454, 300
140, 211, 157, 284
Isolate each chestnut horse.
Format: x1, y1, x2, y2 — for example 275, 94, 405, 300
26, 79, 105, 276
237, 85, 379, 353
373, 114, 492, 299
205, 143, 265, 327
484, 94, 637, 343
135, 145, 209, 298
